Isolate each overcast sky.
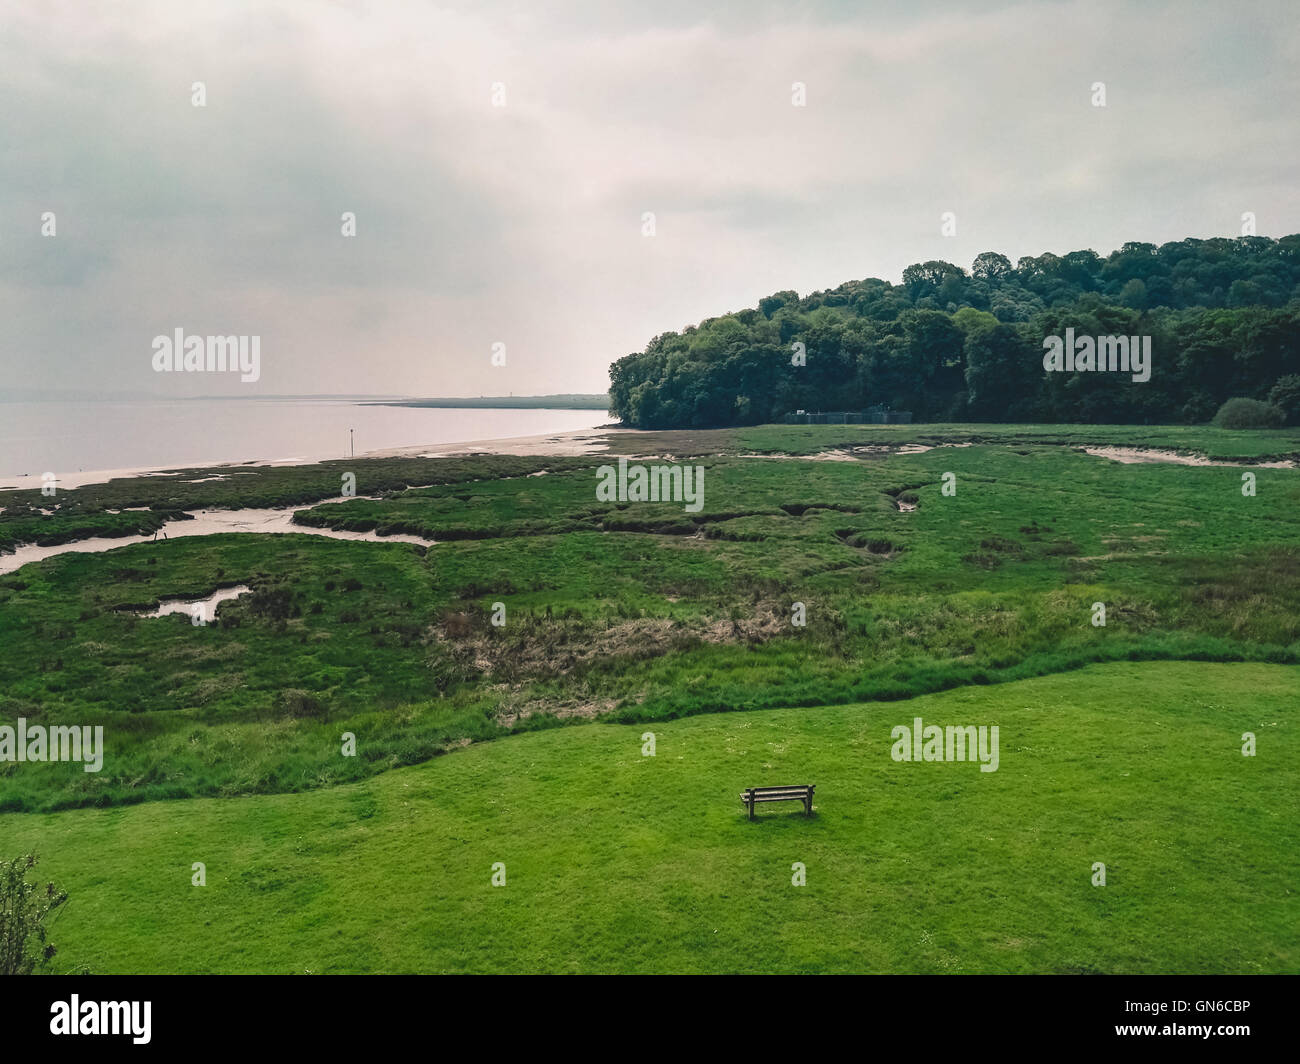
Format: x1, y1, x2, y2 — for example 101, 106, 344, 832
2, 0, 1297, 398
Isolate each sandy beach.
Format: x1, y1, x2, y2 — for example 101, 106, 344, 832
0, 426, 628, 493
362, 426, 628, 459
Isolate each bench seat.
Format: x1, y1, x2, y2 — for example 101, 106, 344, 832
740, 784, 815, 818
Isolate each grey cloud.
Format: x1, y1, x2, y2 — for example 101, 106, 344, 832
0, 0, 1296, 398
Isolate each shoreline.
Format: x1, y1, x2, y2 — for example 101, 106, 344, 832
0, 425, 628, 492
7, 426, 1297, 494
360, 425, 629, 460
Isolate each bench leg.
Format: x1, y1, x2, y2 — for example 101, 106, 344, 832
804, 797, 812, 816
748, 798, 755, 820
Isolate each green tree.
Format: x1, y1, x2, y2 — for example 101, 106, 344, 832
971, 252, 1013, 282
952, 307, 999, 338
1268, 375, 1300, 424
964, 323, 1037, 419
758, 290, 799, 318
1119, 278, 1148, 309
605, 233, 1300, 429
901, 260, 964, 302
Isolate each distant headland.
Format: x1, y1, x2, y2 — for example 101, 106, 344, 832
369, 394, 610, 410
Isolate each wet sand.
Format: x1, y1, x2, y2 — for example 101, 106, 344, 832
0, 503, 435, 575
142, 584, 252, 619
365, 427, 625, 459
1080, 446, 1297, 468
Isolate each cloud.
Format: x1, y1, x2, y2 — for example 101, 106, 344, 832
0, 0, 1296, 397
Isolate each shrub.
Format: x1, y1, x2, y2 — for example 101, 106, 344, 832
1211, 397, 1285, 429
272, 689, 325, 720
247, 585, 294, 621
0, 854, 68, 975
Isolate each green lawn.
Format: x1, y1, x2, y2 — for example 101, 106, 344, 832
7, 661, 1297, 974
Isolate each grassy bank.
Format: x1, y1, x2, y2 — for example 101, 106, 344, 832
7, 661, 1296, 974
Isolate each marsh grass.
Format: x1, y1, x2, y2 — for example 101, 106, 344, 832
1, 428, 1298, 811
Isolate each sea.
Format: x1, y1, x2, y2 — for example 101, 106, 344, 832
0, 399, 609, 480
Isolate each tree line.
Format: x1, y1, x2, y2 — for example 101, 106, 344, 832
608, 235, 1300, 427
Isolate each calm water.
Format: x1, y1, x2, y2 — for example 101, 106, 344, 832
0, 400, 609, 478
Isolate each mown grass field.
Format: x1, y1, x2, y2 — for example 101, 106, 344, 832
1, 424, 1298, 973
5, 661, 1296, 974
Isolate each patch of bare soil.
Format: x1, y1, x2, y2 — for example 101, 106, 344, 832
738, 441, 975, 462
1081, 446, 1297, 468
432, 603, 790, 720
495, 698, 619, 728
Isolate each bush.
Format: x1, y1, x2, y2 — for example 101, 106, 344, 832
0, 854, 68, 974
247, 584, 294, 621
1211, 397, 1286, 429
272, 689, 326, 720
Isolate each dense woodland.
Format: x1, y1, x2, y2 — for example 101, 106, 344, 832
608, 235, 1300, 427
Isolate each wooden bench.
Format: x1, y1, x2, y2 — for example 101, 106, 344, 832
740, 784, 815, 819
